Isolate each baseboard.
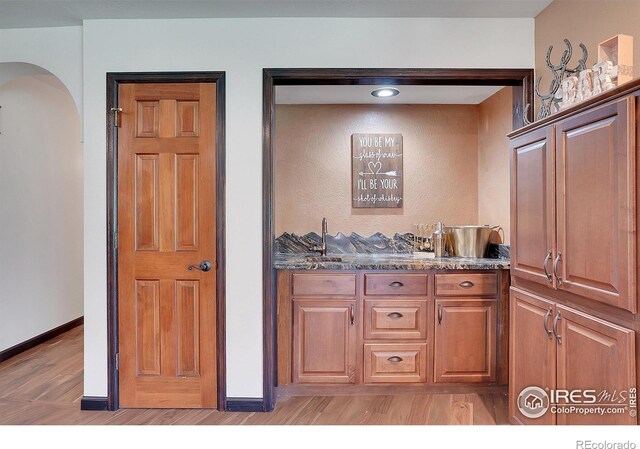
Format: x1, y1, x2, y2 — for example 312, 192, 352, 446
0, 316, 84, 363
226, 397, 265, 412
80, 396, 110, 411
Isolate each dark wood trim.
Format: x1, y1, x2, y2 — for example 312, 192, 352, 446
226, 398, 265, 412
0, 316, 83, 363
276, 384, 508, 398
263, 68, 533, 410
80, 396, 110, 411
106, 71, 226, 411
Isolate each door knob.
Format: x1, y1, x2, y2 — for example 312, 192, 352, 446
188, 261, 212, 272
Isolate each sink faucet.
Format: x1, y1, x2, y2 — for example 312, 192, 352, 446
312, 217, 328, 256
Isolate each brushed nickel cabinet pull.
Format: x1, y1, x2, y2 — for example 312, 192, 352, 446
387, 356, 403, 363
387, 312, 403, 319
543, 307, 553, 339
458, 281, 474, 289
389, 281, 404, 288
350, 304, 354, 326
437, 304, 443, 325
553, 311, 562, 345
543, 250, 553, 283
553, 252, 563, 286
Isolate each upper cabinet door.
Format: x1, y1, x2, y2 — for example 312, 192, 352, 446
555, 98, 637, 313
510, 126, 556, 287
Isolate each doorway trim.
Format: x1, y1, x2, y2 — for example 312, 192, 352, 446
104, 72, 226, 411
262, 67, 534, 411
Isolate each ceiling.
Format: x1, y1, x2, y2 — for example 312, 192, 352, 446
276, 84, 506, 104
0, 0, 552, 29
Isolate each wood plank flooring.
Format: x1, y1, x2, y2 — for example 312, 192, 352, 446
0, 326, 509, 425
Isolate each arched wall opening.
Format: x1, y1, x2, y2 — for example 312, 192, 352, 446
0, 62, 83, 355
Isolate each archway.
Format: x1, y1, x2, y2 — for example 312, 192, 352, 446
0, 63, 84, 376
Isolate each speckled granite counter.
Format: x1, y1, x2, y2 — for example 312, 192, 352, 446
274, 253, 510, 270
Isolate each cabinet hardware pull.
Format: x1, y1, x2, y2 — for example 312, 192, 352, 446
458, 281, 474, 289
553, 252, 562, 286
543, 308, 553, 339
437, 304, 443, 325
552, 311, 562, 345
350, 304, 354, 326
387, 356, 403, 363
543, 250, 553, 283
389, 281, 404, 288
387, 312, 403, 319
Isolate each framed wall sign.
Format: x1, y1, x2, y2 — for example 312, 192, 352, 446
351, 133, 403, 208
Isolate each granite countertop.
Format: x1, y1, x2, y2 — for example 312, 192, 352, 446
274, 252, 510, 270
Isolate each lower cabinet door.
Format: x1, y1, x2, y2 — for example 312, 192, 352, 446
509, 288, 557, 425
364, 343, 427, 383
434, 298, 497, 383
292, 299, 357, 384
555, 304, 637, 425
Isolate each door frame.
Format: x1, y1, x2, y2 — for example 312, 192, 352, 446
106, 72, 226, 411
262, 68, 534, 411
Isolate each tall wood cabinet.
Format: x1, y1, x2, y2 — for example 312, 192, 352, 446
509, 85, 640, 426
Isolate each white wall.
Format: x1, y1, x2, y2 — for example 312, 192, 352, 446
0, 74, 83, 351
82, 18, 534, 398
0, 27, 83, 117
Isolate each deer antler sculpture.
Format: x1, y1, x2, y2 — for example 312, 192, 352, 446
534, 39, 588, 121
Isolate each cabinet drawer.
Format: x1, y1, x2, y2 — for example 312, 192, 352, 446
364, 343, 427, 383
364, 300, 427, 340
435, 273, 498, 296
292, 273, 356, 296
364, 274, 428, 296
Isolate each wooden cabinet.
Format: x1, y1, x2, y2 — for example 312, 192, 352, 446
509, 287, 637, 425
292, 299, 357, 384
555, 98, 636, 312
278, 269, 507, 389
510, 96, 637, 313
509, 288, 557, 425
434, 299, 497, 383
364, 343, 427, 383
510, 126, 556, 289
555, 304, 636, 425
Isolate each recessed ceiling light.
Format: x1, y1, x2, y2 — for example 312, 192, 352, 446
371, 87, 400, 98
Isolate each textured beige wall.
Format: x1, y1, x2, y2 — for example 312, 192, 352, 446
478, 87, 513, 244
274, 104, 480, 236
535, 1, 640, 115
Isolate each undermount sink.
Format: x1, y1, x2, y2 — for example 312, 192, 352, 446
306, 256, 343, 262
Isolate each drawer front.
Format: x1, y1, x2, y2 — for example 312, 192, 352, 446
292, 273, 356, 297
364, 274, 428, 296
364, 300, 427, 340
364, 343, 427, 383
435, 272, 498, 296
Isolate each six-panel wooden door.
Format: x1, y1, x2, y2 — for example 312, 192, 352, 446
118, 83, 217, 408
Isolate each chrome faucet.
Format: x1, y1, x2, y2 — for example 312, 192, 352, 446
312, 217, 328, 256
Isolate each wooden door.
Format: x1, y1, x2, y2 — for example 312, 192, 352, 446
555, 98, 636, 313
118, 83, 217, 408
433, 299, 497, 383
510, 126, 556, 287
556, 304, 636, 425
509, 288, 556, 425
293, 299, 357, 383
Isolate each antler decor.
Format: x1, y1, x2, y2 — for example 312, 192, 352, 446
534, 39, 588, 120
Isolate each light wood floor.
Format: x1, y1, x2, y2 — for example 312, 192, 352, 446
0, 326, 509, 425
